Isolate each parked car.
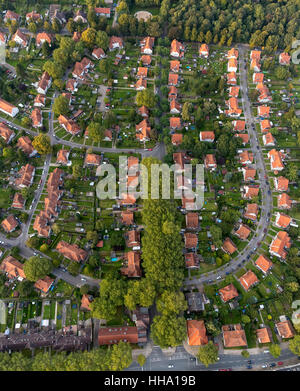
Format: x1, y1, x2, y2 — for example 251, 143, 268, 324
247, 365, 252, 369
269, 363, 276, 367
277, 362, 283, 366
261, 364, 268, 368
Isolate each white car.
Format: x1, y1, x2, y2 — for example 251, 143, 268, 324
168, 364, 174, 368
261, 364, 268, 368
216, 276, 222, 280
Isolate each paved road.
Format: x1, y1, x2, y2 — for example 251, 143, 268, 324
184, 45, 273, 287
126, 345, 297, 371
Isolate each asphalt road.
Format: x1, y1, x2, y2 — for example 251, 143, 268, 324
184, 45, 273, 288
126, 345, 297, 371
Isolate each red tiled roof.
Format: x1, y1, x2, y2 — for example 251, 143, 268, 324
187, 320, 208, 346
219, 284, 239, 302
239, 270, 259, 291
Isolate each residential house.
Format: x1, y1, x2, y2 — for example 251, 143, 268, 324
187, 320, 208, 346
184, 233, 198, 250
109, 36, 124, 51
229, 86, 240, 98
255, 254, 273, 275
256, 327, 272, 344
12, 29, 29, 47
34, 276, 54, 294
253, 72, 264, 84
275, 212, 292, 229
0, 32, 7, 44
170, 99, 181, 114
136, 119, 151, 142
239, 270, 259, 291
250, 59, 261, 72
168, 86, 178, 101
137, 105, 149, 118
227, 72, 237, 85
204, 154, 217, 170
92, 47, 106, 60
171, 133, 183, 146
98, 326, 139, 345
227, 58, 237, 72
15, 164, 35, 188
80, 294, 93, 311
26, 11, 42, 22
263, 132, 275, 147
234, 223, 251, 240
168, 73, 179, 86
242, 167, 256, 182
56, 149, 70, 165
0, 256, 25, 280
233, 120, 245, 132
125, 230, 140, 248
74, 9, 87, 24
94, 7, 111, 17
239, 150, 253, 165
242, 185, 259, 199
65, 79, 78, 94
137, 67, 148, 78
269, 231, 291, 259
0, 122, 14, 144
225, 97, 242, 117
186, 212, 199, 229
17, 136, 37, 157
36, 32, 53, 47
135, 77, 147, 90
51, 9, 66, 24
275, 321, 294, 339
199, 44, 209, 58
121, 251, 141, 278
267, 149, 284, 171
0, 98, 19, 117
219, 284, 239, 303
185, 253, 199, 269
31, 108, 43, 128
258, 106, 270, 118
58, 115, 81, 135
33, 211, 51, 237
4, 10, 20, 23
222, 324, 247, 348
222, 238, 237, 255
12, 193, 25, 209
34, 94, 46, 107
56, 241, 88, 262
170, 117, 182, 130
199, 131, 215, 142
170, 39, 184, 58
37, 72, 51, 94
1, 215, 18, 233
170, 60, 180, 72
278, 193, 292, 209
227, 48, 238, 59
121, 211, 134, 226
234, 133, 249, 145
250, 50, 261, 61
84, 153, 101, 167
141, 55, 151, 66
244, 203, 258, 221
279, 52, 291, 66
260, 119, 272, 133
103, 129, 112, 142
173, 152, 190, 172
274, 176, 289, 192
140, 36, 154, 54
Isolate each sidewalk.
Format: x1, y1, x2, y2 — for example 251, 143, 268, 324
132, 340, 154, 360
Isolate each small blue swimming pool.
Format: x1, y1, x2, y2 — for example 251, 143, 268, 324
111, 258, 118, 262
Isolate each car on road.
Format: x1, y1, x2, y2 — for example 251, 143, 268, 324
261, 364, 268, 368
168, 364, 174, 368
148, 148, 153, 151
247, 365, 252, 369
216, 276, 222, 280
277, 362, 283, 366
247, 360, 252, 364
81, 278, 86, 281
264, 228, 267, 233
208, 279, 213, 283
267, 213, 271, 217
269, 363, 276, 367
225, 272, 230, 275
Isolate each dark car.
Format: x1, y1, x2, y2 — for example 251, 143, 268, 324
247, 365, 252, 369
247, 360, 252, 364
226, 272, 230, 275
269, 363, 276, 367
267, 212, 271, 217
263, 228, 267, 233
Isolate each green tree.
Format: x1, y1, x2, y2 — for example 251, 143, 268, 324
241, 350, 250, 358
269, 344, 281, 358
68, 261, 81, 276
81, 27, 97, 48
96, 30, 109, 50
110, 341, 132, 371
88, 122, 103, 143
72, 164, 82, 179
181, 102, 192, 121
53, 95, 70, 117
24, 256, 53, 282
156, 291, 187, 316
197, 341, 218, 367
136, 89, 156, 108
289, 335, 300, 356
136, 354, 146, 367
32, 134, 51, 155
151, 315, 187, 348
241, 315, 251, 324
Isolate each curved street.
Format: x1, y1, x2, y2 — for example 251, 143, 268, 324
184, 45, 273, 288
